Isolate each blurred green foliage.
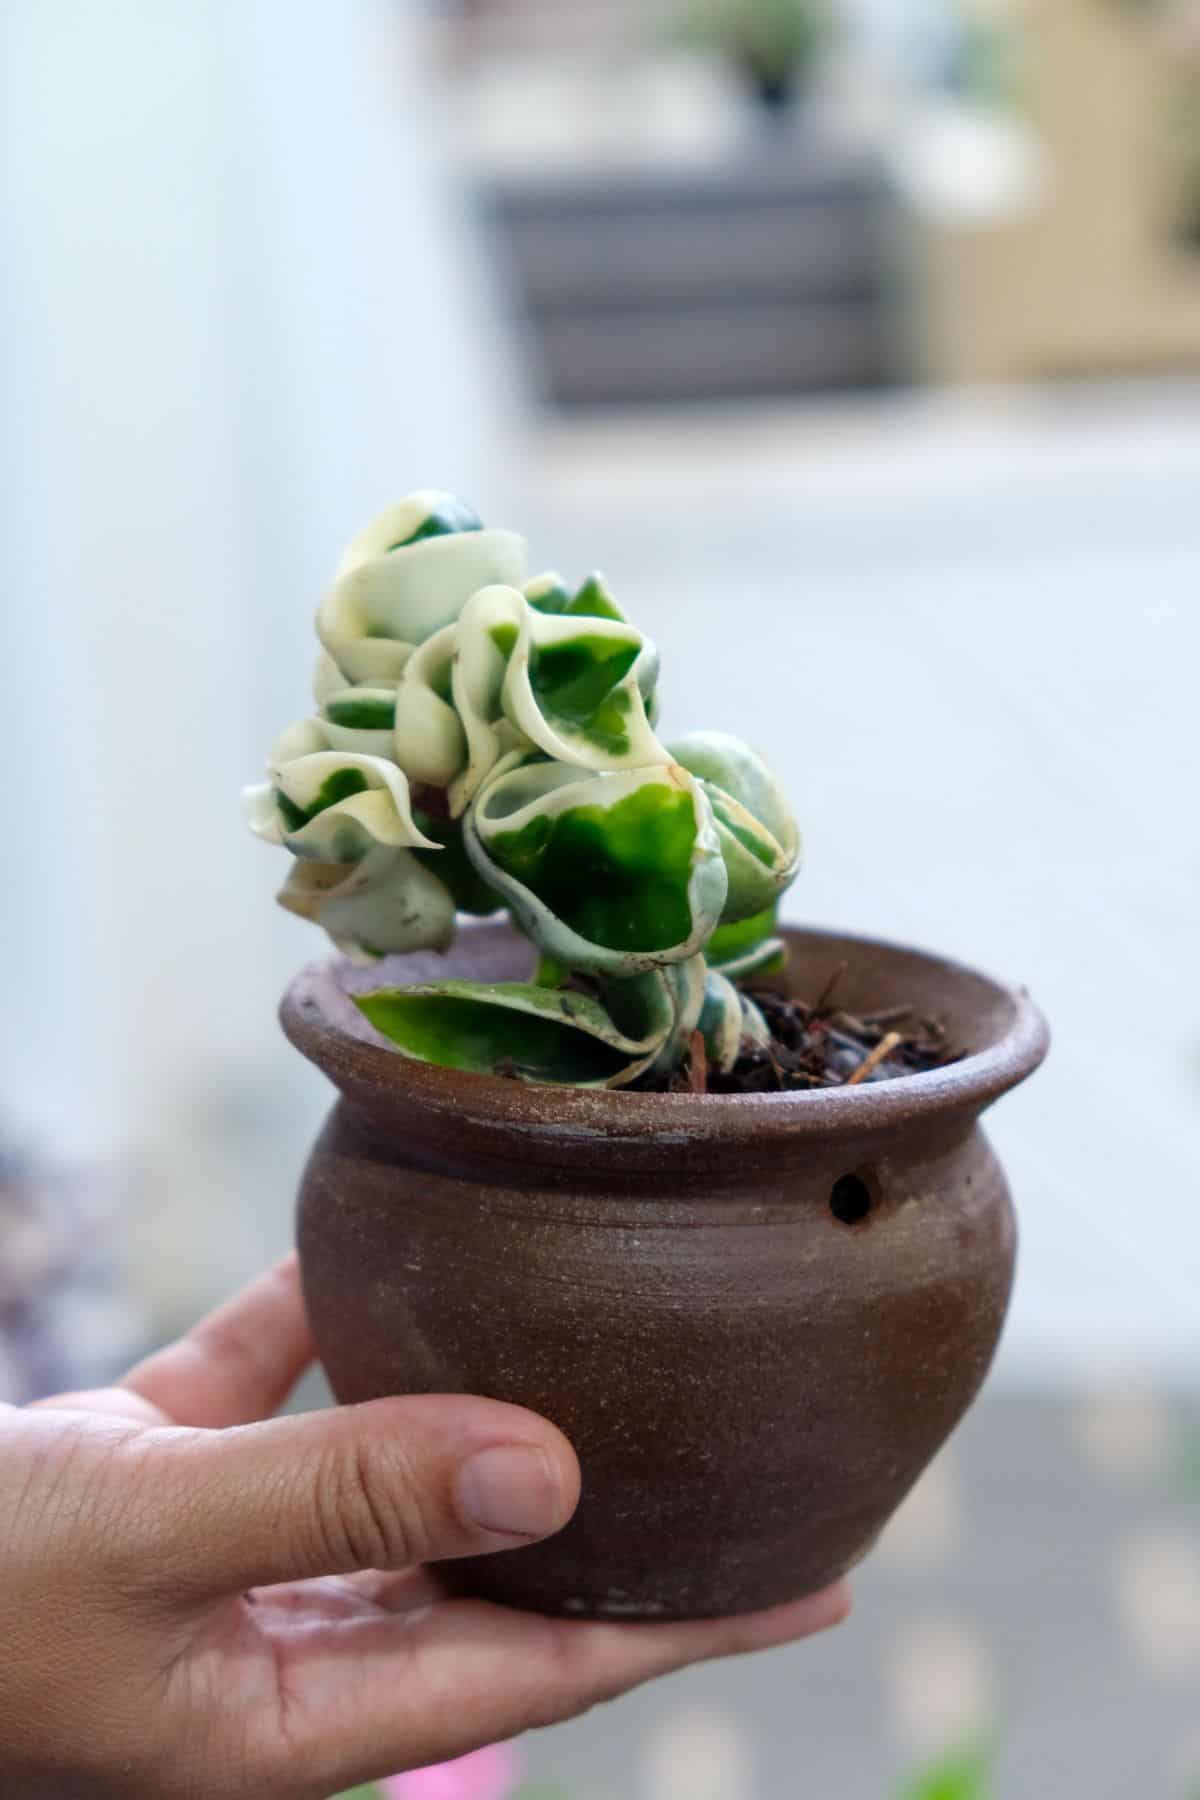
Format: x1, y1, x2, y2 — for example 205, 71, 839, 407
901, 1746, 993, 1800
682, 0, 831, 81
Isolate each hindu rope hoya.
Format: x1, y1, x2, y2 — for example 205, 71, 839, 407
244, 489, 801, 1088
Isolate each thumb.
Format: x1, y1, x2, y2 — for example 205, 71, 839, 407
148, 1395, 580, 1600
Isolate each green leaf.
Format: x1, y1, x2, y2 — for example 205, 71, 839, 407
283, 766, 368, 827
565, 571, 625, 621
318, 495, 526, 675
446, 588, 532, 819
708, 905, 779, 964
708, 906, 787, 982
324, 693, 397, 731
277, 847, 457, 960
715, 938, 787, 982
901, 1745, 993, 1800
708, 791, 777, 868
393, 625, 468, 788
525, 571, 572, 615
502, 610, 668, 772
355, 972, 673, 1087
646, 955, 707, 1076
529, 633, 639, 756
469, 762, 727, 973
525, 569, 625, 622
248, 751, 438, 862
411, 812, 501, 916
669, 731, 800, 923
386, 492, 483, 548
320, 689, 402, 757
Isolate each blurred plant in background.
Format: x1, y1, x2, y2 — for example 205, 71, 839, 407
936, 0, 1023, 114
680, 0, 833, 113
901, 1744, 993, 1800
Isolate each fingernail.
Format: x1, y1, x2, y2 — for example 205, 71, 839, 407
456, 1444, 565, 1539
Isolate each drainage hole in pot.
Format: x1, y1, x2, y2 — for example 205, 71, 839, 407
830, 1174, 872, 1226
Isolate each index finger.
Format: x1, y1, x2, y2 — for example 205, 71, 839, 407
121, 1255, 317, 1428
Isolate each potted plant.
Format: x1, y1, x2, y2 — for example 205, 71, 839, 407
681, 0, 832, 117
246, 489, 1047, 1621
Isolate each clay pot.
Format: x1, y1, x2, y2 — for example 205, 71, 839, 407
285, 922, 1047, 1621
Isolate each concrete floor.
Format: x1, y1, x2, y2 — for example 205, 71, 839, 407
517, 1384, 1200, 1799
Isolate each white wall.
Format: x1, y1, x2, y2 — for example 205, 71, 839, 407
0, 0, 519, 1320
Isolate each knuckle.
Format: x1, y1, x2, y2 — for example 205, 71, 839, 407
314, 1434, 439, 1570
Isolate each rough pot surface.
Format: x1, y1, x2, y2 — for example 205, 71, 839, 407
285, 923, 1048, 1621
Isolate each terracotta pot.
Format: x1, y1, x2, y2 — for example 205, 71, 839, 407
285, 922, 1047, 1621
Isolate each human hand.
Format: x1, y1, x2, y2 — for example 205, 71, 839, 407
1, 1257, 849, 1799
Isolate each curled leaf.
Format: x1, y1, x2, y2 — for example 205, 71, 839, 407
354, 970, 675, 1088
318, 490, 525, 686
320, 686, 398, 758
393, 625, 468, 788
566, 571, 625, 622
646, 955, 707, 1077
410, 812, 501, 916
447, 585, 531, 817
502, 608, 668, 772
278, 847, 457, 962
524, 572, 572, 615
525, 570, 626, 623
244, 750, 438, 862
466, 760, 727, 975
668, 731, 800, 923
698, 968, 769, 1073
710, 937, 786, 983
707, 903, 787, 981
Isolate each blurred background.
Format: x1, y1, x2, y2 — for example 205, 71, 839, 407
2, 1, 1198, 1794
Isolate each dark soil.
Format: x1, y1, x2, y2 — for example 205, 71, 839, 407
636, 965, 961, 1096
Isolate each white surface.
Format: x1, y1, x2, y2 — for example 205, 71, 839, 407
0, 0, 520, 1318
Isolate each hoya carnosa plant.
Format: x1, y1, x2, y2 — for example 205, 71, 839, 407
245, 489, 800, 1088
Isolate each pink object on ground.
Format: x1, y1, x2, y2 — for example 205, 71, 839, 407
382, 1741, 523, 1800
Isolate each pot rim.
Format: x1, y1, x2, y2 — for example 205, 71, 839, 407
281, 921, 1049, 1156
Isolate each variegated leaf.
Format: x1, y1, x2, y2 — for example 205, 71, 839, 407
646, 955, 707, 1077
525, 569, 627, 623
319, 686, 398, 758
668, 731, 800, 923
354, 970, 675, 1088
244, 750, 437, 862
502, 608, 669, 772
317, 490, 526, 685
707, 903, 788, 981
447, 586, 533, 817
277, 847, 457, 962
698, 967, 769, 1072
392, 625, 468, 788
466, 760, 727, 975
